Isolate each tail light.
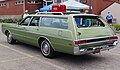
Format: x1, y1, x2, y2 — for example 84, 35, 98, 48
75, 40, 87, 45
109, 36, 118, 40
75, 36, 118, 45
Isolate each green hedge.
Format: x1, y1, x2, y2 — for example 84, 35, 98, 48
113, 24, 120, 31
29, 12, 35, 14
0, 18, 22, 23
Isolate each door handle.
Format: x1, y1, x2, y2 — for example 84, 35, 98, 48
58, 30, 63, 36
78, 32, 81, 36
36, 29, 39, 31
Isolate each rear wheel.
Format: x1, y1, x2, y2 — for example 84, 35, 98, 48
40, 40, 55, 58
7, 32, 16, 44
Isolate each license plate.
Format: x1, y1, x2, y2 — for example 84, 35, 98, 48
94, 48, 101, 53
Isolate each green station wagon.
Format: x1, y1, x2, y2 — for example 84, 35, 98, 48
1, 12, 119, 58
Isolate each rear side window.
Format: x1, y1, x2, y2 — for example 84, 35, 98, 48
41, 17, 68, 29
74, 16, 105, 28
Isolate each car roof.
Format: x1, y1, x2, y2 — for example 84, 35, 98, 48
69, 14, 98, 17
28, 13, 98, 17
28, 14, 69, 17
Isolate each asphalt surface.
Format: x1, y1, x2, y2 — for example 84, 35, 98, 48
0, 23, 120, 70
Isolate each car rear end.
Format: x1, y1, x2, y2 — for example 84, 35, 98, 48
72, 14, 119, 55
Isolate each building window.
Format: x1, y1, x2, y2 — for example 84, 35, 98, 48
104, 0, 116, 2
45, 0, 53, 2
15, 0, 24, 5
0, 3, 6, 7
60, 0, 80, 2
54, 0, 57, 3
28, 0, 41, 4
80, 0, 87, 4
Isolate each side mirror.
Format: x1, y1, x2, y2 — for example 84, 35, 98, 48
15, 18, 23, 25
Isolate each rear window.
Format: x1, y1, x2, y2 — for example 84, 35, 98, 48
74, 16, 105, 28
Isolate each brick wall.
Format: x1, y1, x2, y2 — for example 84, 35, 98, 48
25, 3, 43, 13
0, 0, 43, 15
0, 0, 24, 15
87, 0, 119, 14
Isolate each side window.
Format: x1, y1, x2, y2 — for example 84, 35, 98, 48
52, 18, 60, 28
60, 18, 68, 29
40, 17, 52, 27
29, 17, 40, 26
21, 17, 31, 26
41, 17, 68, 29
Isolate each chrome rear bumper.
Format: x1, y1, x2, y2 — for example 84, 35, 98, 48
74, 41, 119, 55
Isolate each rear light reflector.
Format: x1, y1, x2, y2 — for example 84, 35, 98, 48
69, 44, 73, 46
109, 36, 118, 40
75, 36, 118, 45
75, 40, 87, 45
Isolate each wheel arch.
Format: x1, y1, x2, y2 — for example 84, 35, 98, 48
5, 30, 11, 36
38, 36, 55, 51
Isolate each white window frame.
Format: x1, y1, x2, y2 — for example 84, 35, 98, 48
15, 0, 24, 5
28, 0, 42, 4
0, 3, 6, 7
45, 0, 53, 2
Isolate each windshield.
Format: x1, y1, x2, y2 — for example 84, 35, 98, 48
74, 16, 105, 28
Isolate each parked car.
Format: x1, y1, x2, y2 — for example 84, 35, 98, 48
1, 12, 119, 58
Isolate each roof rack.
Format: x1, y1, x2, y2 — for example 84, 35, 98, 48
38, 12, 64, 15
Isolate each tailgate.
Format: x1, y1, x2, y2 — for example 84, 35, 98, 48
77, 27, 114, 39
74, 15, 117, 48
76, 27, 117, 48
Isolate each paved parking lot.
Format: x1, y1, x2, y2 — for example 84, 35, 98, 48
0, 23, 120, 70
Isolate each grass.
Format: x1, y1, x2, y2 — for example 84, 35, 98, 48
113, 24, 120, 31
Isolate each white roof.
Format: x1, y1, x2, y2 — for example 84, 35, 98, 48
69, 14, 97, 16
60, 0, 90, 9
0, 0, 5, 1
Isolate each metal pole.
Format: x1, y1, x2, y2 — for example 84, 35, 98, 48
89, 0, 91, 13
53, 0, 54, 3
46, 1, 47, 6
23, 0, 26, 13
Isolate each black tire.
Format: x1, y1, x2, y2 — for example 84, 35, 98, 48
7, 32, 16, 44
40, 40, 56, 58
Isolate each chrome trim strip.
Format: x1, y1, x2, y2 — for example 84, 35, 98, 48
74, 46, 80, 55
39, 16, 42, 27
74, 35, 118, 45
75, 35, 118, 41
37, 12, 64, 15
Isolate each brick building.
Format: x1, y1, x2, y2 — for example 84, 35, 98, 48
0, 0, 43, 18
86, 0, 119, 14
0, 0, 119, 18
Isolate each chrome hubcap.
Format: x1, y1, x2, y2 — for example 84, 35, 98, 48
7, 33, 12, 42
43, 44, 49, 54
41, 41, 50, 56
